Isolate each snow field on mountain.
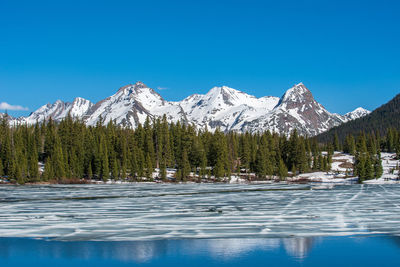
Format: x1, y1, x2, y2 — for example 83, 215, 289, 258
11, 82, 370, 136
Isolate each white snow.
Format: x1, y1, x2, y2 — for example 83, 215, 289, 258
229, 175, 247, 184
290, 152, 400, 184
15, 97, 93, 125
331, 152, 354, 172
10, 82, 370, 135
289, 171, 358, 184
84, 83, 186, 128
343, 107, 371, 121
364, 152, 400, 184
178, 85, 280, 132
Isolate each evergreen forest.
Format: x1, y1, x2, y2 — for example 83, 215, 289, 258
0, 114, 397, 184
318, 93, 400, 143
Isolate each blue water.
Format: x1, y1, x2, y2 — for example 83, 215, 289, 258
0, 236, 399, 266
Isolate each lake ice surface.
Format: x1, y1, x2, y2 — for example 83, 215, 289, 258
0, 183, 400, 241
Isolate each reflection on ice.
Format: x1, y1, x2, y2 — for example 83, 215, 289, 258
0, 183, 400, 241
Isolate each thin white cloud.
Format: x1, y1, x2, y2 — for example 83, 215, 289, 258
0, 102, 29, 111
157, 86, 168, 91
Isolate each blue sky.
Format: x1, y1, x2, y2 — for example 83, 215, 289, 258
1, 0, 399, 116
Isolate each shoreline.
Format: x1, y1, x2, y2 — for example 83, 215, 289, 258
1, 177, 399, 186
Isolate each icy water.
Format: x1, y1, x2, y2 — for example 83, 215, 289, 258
1, 183, 400, 266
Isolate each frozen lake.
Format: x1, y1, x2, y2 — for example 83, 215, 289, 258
1, 183, 400, 241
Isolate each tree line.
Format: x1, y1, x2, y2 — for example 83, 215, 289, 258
335, 127, 400, 181
0, 114, 334, 184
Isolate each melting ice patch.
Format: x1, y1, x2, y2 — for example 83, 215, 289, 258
0, 184, 400, 241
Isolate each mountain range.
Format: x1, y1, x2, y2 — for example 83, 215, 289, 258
6, 82, 370, 136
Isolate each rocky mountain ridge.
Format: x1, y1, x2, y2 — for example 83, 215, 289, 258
9, 82, 370, 136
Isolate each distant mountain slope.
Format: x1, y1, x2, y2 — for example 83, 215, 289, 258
178, 85, 280, 132
9, 82, 369, 136
15, 97, 93, 125
233, 83, 368, 136
83, 82, 187, 128
317, 93, 400, 143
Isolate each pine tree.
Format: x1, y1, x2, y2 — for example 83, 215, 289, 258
28, 152, 39, 181
318, 154, 324, 171
119, 133, 128, 179
101, 140, 110, 181
15, 163, 24, 185
298, 140, 309, 173
322, 156, 328, 172
291, 164, 297, 177
365, 155, 374, 180
43, 157, 54, 181
214, 157, 225, 180
386, 128, 395, 152
374, 156, 383, 179
175, 169, 181, 181
129, 143, 139, 179
144, 117, 155, 167
161, 115, 172, 166
87, 163, 93, 179
137, 148, 145, 179
287, 129, 299, 170
356, 133, 368, 154
255, 146, 266, 179
64, 150, 71, 179
333, 132, 340, 151
2, 127, 13, 176
92, 134, 101, 178
278, 159, 288, 181
0, 159, 3, 177
180, 149, 190, 182
240, 134, 251, 171
312, 154, 318, 170
111, 157, 119, 179
367, 134, 377, 156
200, 148, 207, 179
145, 153, 153, 180
355, 154, 366, 181
160, 158, 167, 181
52, 136, 66, 180
343, 134, 356, 155
121, 159, 127, 179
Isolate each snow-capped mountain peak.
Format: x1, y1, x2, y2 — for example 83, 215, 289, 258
235, 83, 343, 136
68, 97, 94, 118
10, 82, 370, 136
204, 86, 252, 107
116, 81, 152, 95
351, 107, 370, 115
16, 97, 93, 125
279, 83, 314, 107
343, 107, 371, 121
134, 81, 147, 88
84, 81, 180, 128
